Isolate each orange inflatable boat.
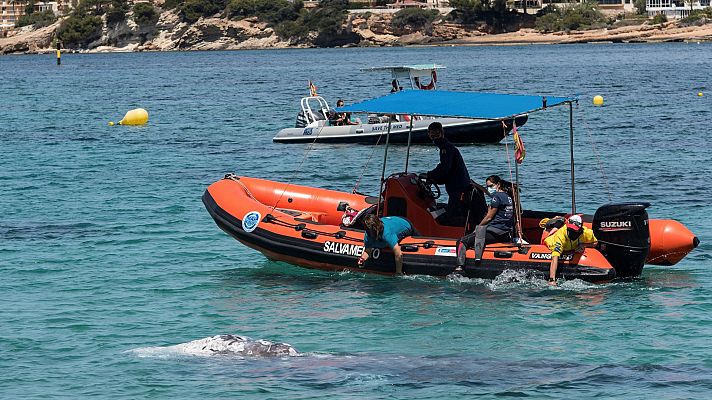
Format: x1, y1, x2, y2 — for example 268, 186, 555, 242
203, 173, 698, 283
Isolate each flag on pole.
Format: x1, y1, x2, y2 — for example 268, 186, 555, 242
309, 80, 318, 97
513, 122, 525, 164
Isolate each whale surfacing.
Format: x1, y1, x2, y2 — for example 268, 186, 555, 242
171, 334, 299, 357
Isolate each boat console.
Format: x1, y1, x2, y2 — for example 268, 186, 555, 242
381, 172, 481, 238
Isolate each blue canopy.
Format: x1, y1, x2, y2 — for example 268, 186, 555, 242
336, 90, 574, 120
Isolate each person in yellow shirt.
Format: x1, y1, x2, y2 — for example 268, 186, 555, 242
545, 214, 598, 285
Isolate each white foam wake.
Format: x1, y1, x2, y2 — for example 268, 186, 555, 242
129, 334, 300, 358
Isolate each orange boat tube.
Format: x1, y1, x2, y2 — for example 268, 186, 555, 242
647, 219, 699, 265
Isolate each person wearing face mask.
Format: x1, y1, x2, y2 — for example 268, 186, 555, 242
545, 214, 598, 285
419, 122, 471, 224
454, 175, 514, 272
479, 175, 515, 241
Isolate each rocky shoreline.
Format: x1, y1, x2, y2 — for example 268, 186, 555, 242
2, 10, 712, 55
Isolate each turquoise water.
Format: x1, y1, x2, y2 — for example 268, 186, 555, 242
2, 44, 711, 398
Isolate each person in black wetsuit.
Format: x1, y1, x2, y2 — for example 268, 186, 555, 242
420, 122, 471, 224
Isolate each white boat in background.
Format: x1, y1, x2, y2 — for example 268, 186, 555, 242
273, 65, 527, 144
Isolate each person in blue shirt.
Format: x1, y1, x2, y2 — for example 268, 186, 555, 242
455, 175, 514, 271
420, 122, 471, 224
358, 214, 415, 275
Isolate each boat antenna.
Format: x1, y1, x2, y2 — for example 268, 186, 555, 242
376, 117, 393, 217
404, 115, 415, 172
569, 101, 576, 215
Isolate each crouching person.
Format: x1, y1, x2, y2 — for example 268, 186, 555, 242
545, 214, 598, 285
358, 215, 415, 275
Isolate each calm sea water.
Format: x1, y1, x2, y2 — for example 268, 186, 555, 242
1, 44, 711, 399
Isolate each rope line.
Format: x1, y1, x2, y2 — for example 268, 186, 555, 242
268, 124, 326, 215
352, 131, 386, 194
579, 103, 612, 202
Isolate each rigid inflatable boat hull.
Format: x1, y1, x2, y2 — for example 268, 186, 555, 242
273, 116, 528, 145
202, 178, 616, 283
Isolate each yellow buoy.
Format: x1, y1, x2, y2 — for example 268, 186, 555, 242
593, 95, 604, 106
698, 92, 703, 97
110, 108, 149, 126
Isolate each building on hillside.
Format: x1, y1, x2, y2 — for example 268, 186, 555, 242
0, 0, 73, 35
388, 0, 427, 8
647, 0, 710, 18
513, 0, 636, 15
1, 0, 25, 34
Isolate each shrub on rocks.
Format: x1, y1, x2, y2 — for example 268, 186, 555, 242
391, 8, 439, 33
133, 3, 159, 26
105, 0, 129, 26
651, 13, 667, 25
179, 0, 226, 23
226, 0, 302, 23
535, 2, 608, 32
57, 13, 103, 47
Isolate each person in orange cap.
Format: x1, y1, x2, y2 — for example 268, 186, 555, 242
545, 214, 598, 285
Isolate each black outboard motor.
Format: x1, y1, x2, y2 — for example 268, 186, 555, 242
295, 110, 308, 128
593, 203, 651, 278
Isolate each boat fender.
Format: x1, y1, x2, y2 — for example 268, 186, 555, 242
401, 244, 418, 252
295, 223, 306, 231
494, 251, 513, 259
301, 230, 318, 239
335, 231, 346, 239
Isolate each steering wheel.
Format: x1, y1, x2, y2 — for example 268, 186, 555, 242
417, 174, 441, 199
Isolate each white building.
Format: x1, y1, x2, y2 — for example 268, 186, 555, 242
514, 0, 636, 15
647, 0, 710, 18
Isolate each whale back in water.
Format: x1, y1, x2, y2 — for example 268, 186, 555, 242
170, 334, 299, 357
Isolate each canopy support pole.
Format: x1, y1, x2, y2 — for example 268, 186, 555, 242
569, 102, 576, 215
377, 118, 393, 217
514, 161, 523, 244
405, 116, 414, 173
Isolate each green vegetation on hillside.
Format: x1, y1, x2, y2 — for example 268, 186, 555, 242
535, 2, 608, 32
57, 12, 103, 47
680, 7, 712, 25
133, 3, 159, 26
391, 8, 439, 31
16, 10, 57, 28
105, 0, 129, 25
449, 0, 520, 31
16, 0, 58, 28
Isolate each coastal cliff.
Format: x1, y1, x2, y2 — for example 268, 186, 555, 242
2, 10, 712, 55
